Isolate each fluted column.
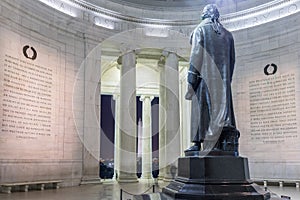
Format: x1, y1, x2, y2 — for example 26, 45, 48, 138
140, 95, 154, 179
113, 94, 120, 179
163, 50, 180, 181
117, 47, 138, 183
158, 56, 166, 180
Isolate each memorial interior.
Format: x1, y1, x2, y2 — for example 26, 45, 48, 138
0, 0, 300, 199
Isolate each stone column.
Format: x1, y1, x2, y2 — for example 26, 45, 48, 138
117, 46, 138, 183
140, 95, 154, 179
163, 50, 181, 181
158, 56, 166, 180
180, 66, 192, 155
113, 94, 120, 179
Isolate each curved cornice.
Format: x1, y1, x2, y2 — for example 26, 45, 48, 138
39, 0, 300, 31
221, 0, 300, 31
94, 0, 209, 9
70, 0, 197, 26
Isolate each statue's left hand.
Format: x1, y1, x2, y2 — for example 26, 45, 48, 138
185, 92, 193, 100
185, 85, 194, 100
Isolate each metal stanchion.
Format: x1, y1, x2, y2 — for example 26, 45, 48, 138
279, 181, 283, 187
120, 189, 122, 200
263, 180, 268, 188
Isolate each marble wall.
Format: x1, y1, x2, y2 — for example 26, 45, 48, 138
233, 11, 300, 181
0, 0, 102, 186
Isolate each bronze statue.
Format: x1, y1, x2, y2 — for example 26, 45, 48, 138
185, 4, 239, 154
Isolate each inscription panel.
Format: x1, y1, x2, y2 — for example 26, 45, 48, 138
249, 73, 297, 144
233, 54, 300, 165
0, 28, 61, 159
2, 55, 54, 140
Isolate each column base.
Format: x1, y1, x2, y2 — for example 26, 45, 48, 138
158, 168, 166, 181
80, 176, 101, 185
118, 172, 138, 183
141, 175, 153, 180
163, 164, 177, 182
163, 177, 174, 182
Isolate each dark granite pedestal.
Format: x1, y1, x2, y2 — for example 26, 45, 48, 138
134, 156, 272, 200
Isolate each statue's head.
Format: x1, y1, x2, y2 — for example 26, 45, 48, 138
201, 4, 220, 21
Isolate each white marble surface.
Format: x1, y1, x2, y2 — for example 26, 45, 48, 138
268, 186, 300, 200
0, 181, 299, 200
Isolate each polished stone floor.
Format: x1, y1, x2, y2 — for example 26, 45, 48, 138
0, 179, 299, 200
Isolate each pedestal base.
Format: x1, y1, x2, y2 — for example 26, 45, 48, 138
134, 192, 281, 200
134, 156, 271, 200
163, 182, 269, 200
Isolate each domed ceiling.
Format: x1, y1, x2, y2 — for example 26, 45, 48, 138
74, 0, 278, 23
42, 0, 300, 31
84, 0, 275, 13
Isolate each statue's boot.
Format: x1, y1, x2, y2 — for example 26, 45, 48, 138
184, 141, 202, 152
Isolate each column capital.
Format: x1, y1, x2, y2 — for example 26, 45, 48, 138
157, 55, 165, 68
113, 93, 120, 100
162, 48, 178, 57
140, 95, 154, 102
117, 53, 138, 65
117, 56, 122, 65
120, 43, 135, 53
120, 43, 141, 54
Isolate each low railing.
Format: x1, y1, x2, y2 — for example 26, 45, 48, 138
119, 179, 167, 200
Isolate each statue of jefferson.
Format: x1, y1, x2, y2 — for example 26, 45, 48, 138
185, 4, 239, 153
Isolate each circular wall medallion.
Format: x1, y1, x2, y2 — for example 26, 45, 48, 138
264, 63, 277, 75
23, 45, 37, 60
